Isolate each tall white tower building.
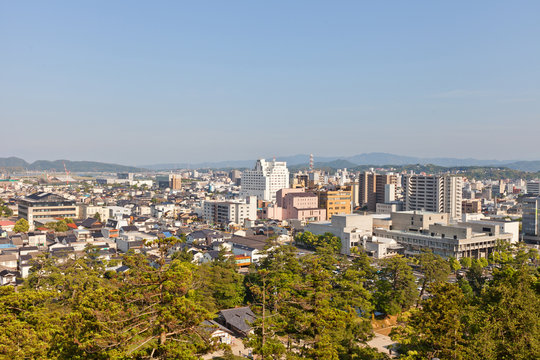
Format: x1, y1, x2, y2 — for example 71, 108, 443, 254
241, 159, 290, 202
404, 175, 462, 221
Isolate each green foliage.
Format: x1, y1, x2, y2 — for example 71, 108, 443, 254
392, 283, 468, 360
1, 236, 537, 360
13, 218, 29, 233
295, 231, 342, 252
245, 245, 375, 359
44, 219, 69, 232
448, 257, 461, 272
459, 257, 472, 268
374, 256, 418, 315
1, 237, 217, 359
414, 251, 451, 305
194, 253, 246, 312
393, 254, 540, 360
0, 203, 13, 217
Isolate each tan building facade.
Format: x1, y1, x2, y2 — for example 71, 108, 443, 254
318, 189, 352, 219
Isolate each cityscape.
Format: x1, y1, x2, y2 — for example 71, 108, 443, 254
1, 1, 539, 360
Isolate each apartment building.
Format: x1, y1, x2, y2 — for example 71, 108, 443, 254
240, 159, 289, 201
358, 172, 397, 212
202, 196, 257, 227
526, 181, 540, 196
318, 189, 352, 219
522, 196, 540, 246
404, 175, 462, 220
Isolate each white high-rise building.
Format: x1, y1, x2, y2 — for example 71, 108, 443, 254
404, 175, 462, 220
241, 159, 289, 202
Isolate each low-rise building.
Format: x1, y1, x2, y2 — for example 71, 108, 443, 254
305, 214, 373, 255
373, 211, 513, 259
18, 192, 78, 225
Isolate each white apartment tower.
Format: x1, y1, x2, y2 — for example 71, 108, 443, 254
202, 196, 257, 227
241, 159, 290, 202
404, 175, 462, 220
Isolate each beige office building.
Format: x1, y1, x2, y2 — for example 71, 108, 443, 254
18, 192, 79, 225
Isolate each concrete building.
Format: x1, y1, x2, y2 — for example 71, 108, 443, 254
318, 189, 352, 219
376, 202, 403, 214
305, 214, 373, 255
170, 175, 183, 190
526, 181, 540, 196
358, 172, 397, 212
361, 236, 404, 259
404, 175, 462, 221
373, 211, 512, 259
266, 188, 326, 222
522, 196, 540, 246
80, 205, 110, 222
202, 196, 257, 227
240, 159, 289, 202
18, 192, 78, 225
462, 199, 482, 214
459, 219, 520, 244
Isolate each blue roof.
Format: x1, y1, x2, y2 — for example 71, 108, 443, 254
0, 244, 16, 249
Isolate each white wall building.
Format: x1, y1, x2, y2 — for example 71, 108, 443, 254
241, 159, 289, 202
304, 214, 373, 255
202, 196, 257, 226
404, 175, 462, 221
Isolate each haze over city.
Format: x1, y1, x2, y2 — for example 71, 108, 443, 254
2, 1, 540, 164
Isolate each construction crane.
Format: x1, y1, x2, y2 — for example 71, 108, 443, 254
63, 161, 70, 185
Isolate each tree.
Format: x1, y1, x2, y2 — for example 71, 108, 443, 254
45, 219, 69, 232
295, 231, 341, 253
374, 256, 418, 314
13, 218, 29, 233
392, 283, 468, 360
93, 212, 101, 222
467, 267, 540, 359
448, 257, 462, 273
415, 251, 451, 305
193, 253, 245, 312
459, 257, 472, 268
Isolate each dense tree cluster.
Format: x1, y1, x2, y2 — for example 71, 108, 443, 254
0, 199, 13, 217
0, 237, 538, 359
294, 231, 342, 252
392, 245, 540, 360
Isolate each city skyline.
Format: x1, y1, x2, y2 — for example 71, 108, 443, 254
2, 1, 540, 164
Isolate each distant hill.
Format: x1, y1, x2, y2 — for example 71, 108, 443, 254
143, 152, 535, 171
0, 157, 30, 168
289, 159, 359, 171
503, 161, 540, 172
0, 157, 144, 173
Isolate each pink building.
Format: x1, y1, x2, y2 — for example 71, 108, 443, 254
265, 188, 326, 222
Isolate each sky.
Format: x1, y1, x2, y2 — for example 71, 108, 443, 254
1, 1, 539, 166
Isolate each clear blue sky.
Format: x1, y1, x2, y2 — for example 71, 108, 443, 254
1, 1, 539, 165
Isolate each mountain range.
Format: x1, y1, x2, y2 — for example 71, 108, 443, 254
1, 153, 540, 172
0, 157, 143, 173
141, 153, 540, 172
